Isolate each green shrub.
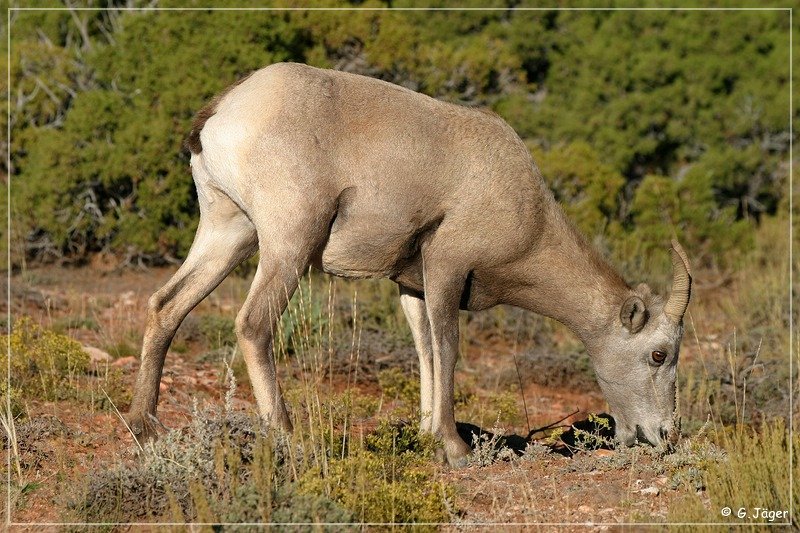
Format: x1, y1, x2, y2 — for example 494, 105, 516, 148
0, 317, 132, 416
9, 9, 790, 268
198, 314, 237, 349
270, 488, 355, 528
365, 419, 438, 458
298, 449, 453, 527
103, 339, 139, 359
93, 367, 132, 412
570, 413, 614, 452
629, 171, 752, 269
378, 367, 420, 416
279, 279, 330, 357
12, 10, 308, 263
2, 317, 90, 407
353, 279, 412, 350
0, 383, 24, 420
531, 141, 625, 241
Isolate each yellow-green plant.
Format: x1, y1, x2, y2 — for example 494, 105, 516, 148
668, 420, 798, 529
378, 367, 421, 417
298, 448, 452, 527
2, 317, 90, 408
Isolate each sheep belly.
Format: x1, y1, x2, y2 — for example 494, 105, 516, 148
320, 222, 418, 280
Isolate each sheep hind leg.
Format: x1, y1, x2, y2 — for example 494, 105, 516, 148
235, 198, 335, 433
126, 195, 257, 445
233, 259, 300, 432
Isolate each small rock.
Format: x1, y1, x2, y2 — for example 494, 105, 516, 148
162, 376, 173, 384
159, 381, 169, 393
112, 356, 138, 368
578, 505, 593, 514
640, 486, 660, 496
83, 346, 111, 364
593, 449, 615, 458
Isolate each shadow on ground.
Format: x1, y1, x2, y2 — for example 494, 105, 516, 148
457, 412, 617, 458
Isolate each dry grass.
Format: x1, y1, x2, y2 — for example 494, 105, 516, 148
3, 212, 793, 526
667, 421, 798, 529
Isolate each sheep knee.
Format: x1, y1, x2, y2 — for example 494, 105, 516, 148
145, 291, 179, 333
235, 309, 263, 343
146, 293, 165, 326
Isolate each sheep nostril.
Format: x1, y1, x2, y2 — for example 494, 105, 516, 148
659, 427, 669, 440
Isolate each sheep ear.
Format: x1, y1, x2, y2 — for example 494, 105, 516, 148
620, 296, 648, 334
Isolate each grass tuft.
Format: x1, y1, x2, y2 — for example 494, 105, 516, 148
667, 420, 798, 528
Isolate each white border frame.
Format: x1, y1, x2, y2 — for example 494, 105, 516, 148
4, 4, 794, 529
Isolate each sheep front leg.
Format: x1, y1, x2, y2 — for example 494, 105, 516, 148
423, 268, 472, 467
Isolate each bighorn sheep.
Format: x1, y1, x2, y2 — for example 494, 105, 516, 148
127, 62, 691, 466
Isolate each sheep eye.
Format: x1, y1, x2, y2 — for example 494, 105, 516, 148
651, 350, 667, 364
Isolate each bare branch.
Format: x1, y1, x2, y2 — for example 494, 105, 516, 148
65, 1, 92, 52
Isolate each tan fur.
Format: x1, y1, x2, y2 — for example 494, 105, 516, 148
184, 72, 254, 154
128, 63, 690, 465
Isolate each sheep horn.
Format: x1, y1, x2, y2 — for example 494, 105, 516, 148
664, 239, 692, 323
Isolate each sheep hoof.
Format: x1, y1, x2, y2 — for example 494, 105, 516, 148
436, 436, 472, 468
125, 411, 164, 447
